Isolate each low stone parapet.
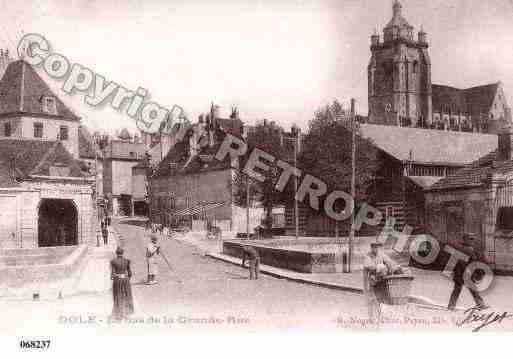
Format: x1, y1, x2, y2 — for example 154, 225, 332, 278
0, 245, 88, 287
223, 240, 341, 273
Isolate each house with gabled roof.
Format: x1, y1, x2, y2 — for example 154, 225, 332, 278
0, 60, 97, 252
149, 114, 264, 235
0, 60, 81, 158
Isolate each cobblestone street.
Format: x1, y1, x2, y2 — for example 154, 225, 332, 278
2, 219, 513, 334
114, 219, 369, 330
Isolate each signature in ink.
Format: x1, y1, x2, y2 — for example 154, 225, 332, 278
456, 307, 513, 332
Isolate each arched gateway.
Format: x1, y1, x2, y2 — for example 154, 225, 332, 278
38, 199, 78, 247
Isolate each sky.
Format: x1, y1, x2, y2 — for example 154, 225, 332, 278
0, 0, 512, 134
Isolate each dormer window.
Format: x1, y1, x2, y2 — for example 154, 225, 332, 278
42, 96, 57, 115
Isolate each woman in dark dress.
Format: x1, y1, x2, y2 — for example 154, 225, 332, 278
110, 247, 134, 321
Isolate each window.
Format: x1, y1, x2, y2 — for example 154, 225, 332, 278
33, 122, 43, 138
59, 125, 68, 140
42, 96, 57, 115
497, 207, 513, 231
413, 61, 418, 74
4, 122, 11, 137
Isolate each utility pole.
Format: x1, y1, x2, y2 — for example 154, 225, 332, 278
282, 129, 300, 240
294, 131, 299, 240
349, 98, 357, 273
246, 174, 250, 240
93, 133, 100, 247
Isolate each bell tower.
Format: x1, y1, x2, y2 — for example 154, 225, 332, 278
368, 1, 432, 127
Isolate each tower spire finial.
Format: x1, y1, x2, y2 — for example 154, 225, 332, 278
393, 0, 402, 17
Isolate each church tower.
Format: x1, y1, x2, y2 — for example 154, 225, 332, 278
368, 0, 432, 127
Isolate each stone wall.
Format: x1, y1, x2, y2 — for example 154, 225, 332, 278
425, 183, 513, 273
0, 180, 96, 249
0, 244, 88, 287
223, 240, 340, 273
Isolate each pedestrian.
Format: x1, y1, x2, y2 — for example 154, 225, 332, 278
101, 222, 109, 246
110, 246, 134, 321
57, 224, 66, 246
146, 235, 160, 285
447, 233, 489, 311
241, 245, 260, 280
362, 240, 400, 323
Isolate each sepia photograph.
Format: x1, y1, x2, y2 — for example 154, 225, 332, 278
0, 0, 512, 356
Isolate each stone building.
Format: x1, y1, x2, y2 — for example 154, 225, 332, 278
0, 59, 103, 195
0, 59, 96, 250
368, 1, 511, 133
0, 139, 94, 249
78, 126, 104, 198
0, 60, 81, 157
131, 159, 150, 216
149, 109, 263, 234
102, 137, 147, 216
426, 130, 513, 273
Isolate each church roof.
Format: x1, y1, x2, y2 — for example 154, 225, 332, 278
0, 60, 79, 121
464, 83, 500, 111
0, 138, 84, 184
359, 124, 497, 166
432, 82, 500, 113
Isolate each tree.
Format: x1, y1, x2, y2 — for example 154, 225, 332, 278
300, 100, 380, 204
232, 121, 290, 234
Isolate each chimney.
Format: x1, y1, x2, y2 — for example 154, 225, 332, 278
230, 106, 239, 120
242, 125, 249, 140
498, 128, 513, 161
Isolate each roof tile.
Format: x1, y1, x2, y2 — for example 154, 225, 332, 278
0, 60, 79, 121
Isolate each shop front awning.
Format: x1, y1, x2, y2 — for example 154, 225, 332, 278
172, 202, 225, 217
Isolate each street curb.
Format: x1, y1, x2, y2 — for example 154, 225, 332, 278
204, 252, 456, 310
206, 252, 364, 294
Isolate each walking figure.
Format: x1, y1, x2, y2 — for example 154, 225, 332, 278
242, 245, 260, 280
110, 247, 134, 321
101, 222, 109, 246
146, 235, 160, 285
447, 233, 489, 311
